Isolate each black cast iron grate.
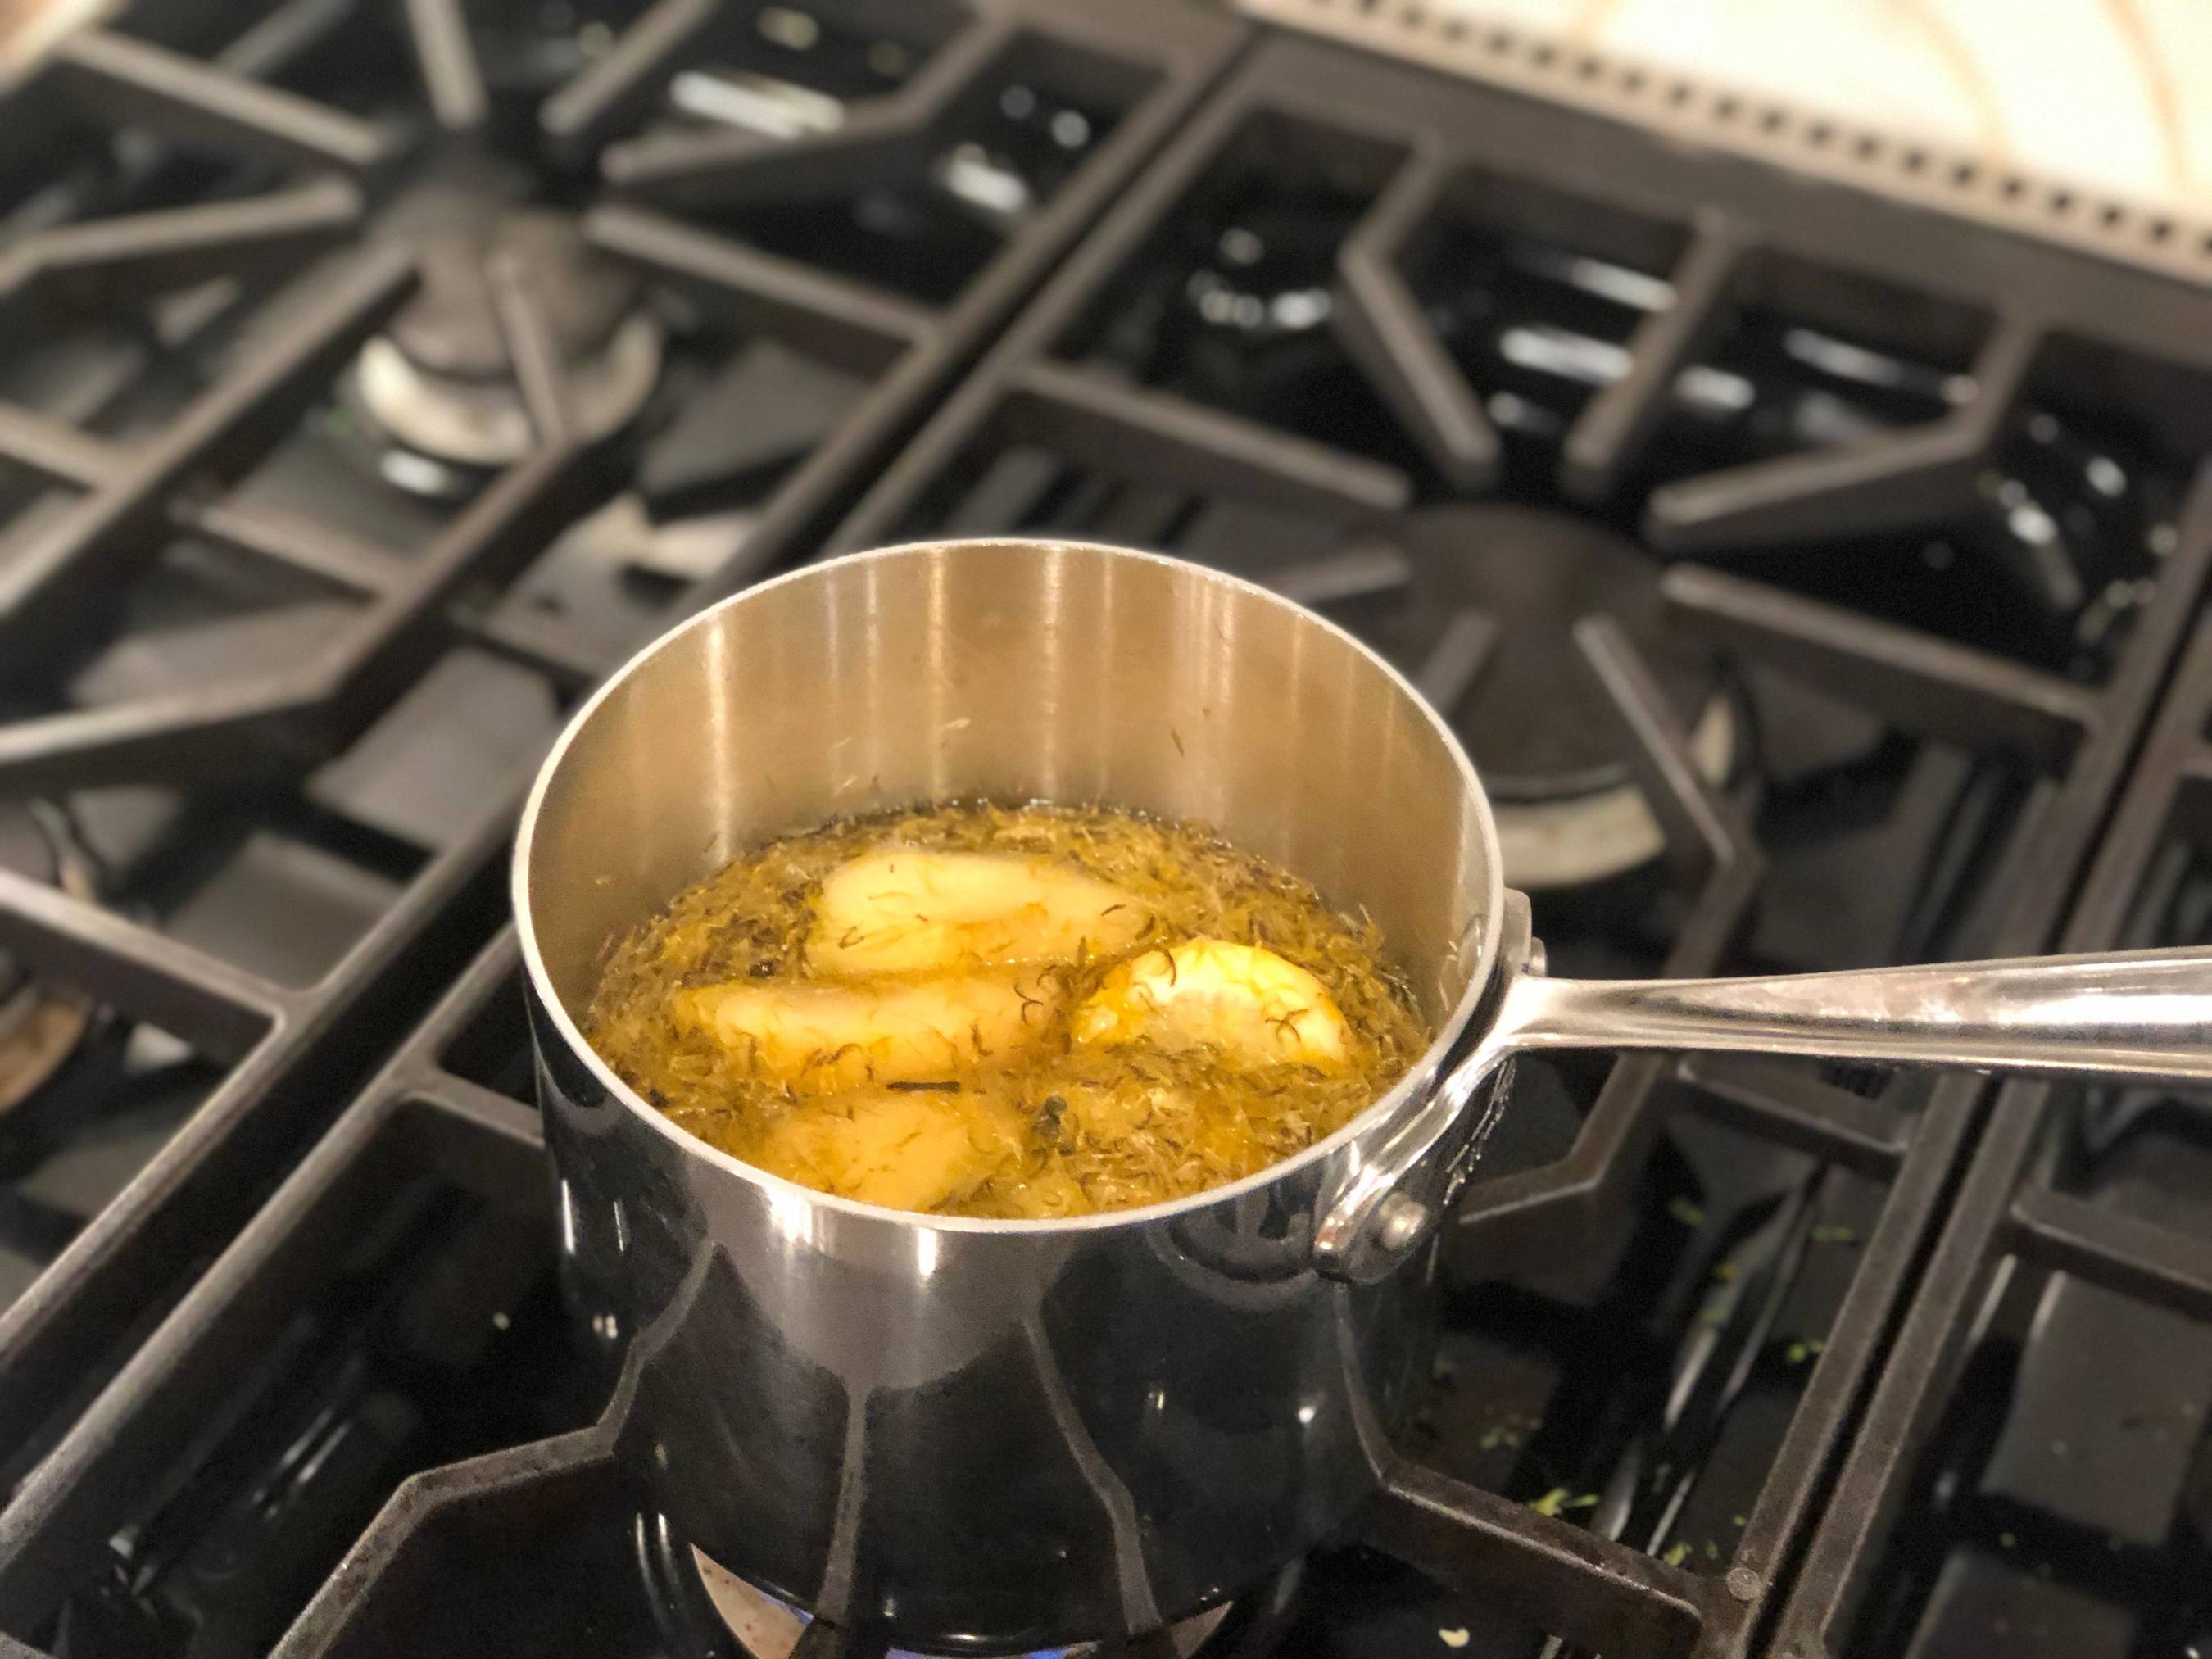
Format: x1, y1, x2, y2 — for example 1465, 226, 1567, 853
0, 0, 1243, 1584
1770, 562, 2212, 1659
6, 18, 2212, 1659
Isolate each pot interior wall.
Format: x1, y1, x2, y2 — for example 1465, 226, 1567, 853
523, 541, 1496, 1033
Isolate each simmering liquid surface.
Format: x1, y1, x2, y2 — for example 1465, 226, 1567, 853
583, 801, 1430, 1217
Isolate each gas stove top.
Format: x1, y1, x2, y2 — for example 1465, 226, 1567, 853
2, 9, 2211, 1659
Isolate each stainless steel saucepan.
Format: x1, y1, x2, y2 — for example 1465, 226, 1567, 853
514, 537, 2212, 1652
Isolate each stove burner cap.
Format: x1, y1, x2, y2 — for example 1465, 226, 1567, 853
353, 209, 662, 472
1326, 504, 1737, 890
1490, 698, 1734, 891
396, 209, 639, 379
690, 1546, 1233, 1659
1377, 504, 1722, 802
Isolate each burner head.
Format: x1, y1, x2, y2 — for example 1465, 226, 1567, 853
394, 209, 639, 379
1385, 504, 1719, 800
1338, 504, 1736, 890
352, 208, 662, 474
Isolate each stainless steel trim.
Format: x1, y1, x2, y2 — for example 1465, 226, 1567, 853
1235, 0, 2212, 288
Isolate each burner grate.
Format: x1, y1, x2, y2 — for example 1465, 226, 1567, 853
1773, 495, 2212, 1659
6, 20, 2212, 1659
0, 0, 1244, 1577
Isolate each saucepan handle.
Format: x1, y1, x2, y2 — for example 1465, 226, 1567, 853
1490, 946, 2212, 1081
1313, 941, 2212, 1282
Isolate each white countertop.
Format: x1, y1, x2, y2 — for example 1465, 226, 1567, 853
1433, 0, 2212, 218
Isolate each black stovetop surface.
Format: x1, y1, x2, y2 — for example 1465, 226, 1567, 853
1, 8, 2210, 1659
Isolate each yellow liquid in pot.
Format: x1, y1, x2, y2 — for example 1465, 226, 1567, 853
582, 801, 1431, 1219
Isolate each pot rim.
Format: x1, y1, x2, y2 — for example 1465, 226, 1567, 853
512, 537, 1507, 1235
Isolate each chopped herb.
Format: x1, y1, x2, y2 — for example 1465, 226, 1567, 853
1531, 1489, 1571, 1517
1662, 1543, 1690, 1567
1667, 1196, 1707, 1227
